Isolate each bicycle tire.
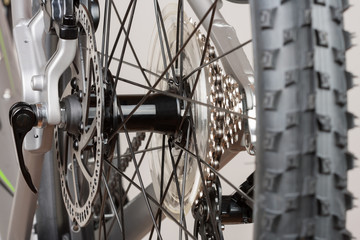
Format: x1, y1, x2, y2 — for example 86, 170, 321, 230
250, 0, 354, 239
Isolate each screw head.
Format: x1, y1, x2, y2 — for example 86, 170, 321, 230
73, 140, 79, 151
78, 123, 84, 133
71, 78, 78, 89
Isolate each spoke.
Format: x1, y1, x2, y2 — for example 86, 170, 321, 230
108, 0, 134, 66
107, 54, 161, 78
103, 0, 112, 85
117, 102, 163, 240
115, 134, 126, 240
110, 0, 152, 87
98, 156, 114, 240
124, 132, 154, 197
179, 0, 184, 88
188, 113, 222, 240
109, 0, 219, 142
100, 0, 110, 68
175, 0, 182, 69
178, 0, 218, 130
106, 133, 154, 238
183, 39, 253, 81
149, 149, 184, 239
104, 158, 197, 240
112, 0, 138, 100
156, 135, 166, 240
115, 145, 165, 160
155, 0, 177, 80
153, 0, 171, 82
102, 173, 124, 236
98, 189, 108, 240
113, 75, 255, 119
179, 122, 190, 240
247, 185, 255, 195
173, 142, 254, 208
119, 174, 126, 240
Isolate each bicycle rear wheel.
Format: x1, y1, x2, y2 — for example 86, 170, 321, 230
33, 0, 355, 239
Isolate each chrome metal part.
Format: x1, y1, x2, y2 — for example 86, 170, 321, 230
198, 31, 243, 188
45, 38, 77, 125
187, 0, 256, 147
187, 0, 254, 107
12, 10, 50, 152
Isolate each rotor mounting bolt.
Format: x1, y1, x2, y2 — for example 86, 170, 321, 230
78, 91, 83, 102
73, 140, 79, 151
71, 222, 80, 233
199, 204, 204, 215
79, 123, 84, 133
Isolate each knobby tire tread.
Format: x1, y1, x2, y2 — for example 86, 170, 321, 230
251, 0, 354, 239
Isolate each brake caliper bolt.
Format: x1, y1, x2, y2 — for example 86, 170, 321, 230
71, 78, 78, 89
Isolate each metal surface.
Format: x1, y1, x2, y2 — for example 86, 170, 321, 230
187, 0, 254, 107
187, 0, 256, 145
11, 0, 32, 26
12, 10, 52, 152
55, 4, 104, 227
44, 38, 77, 125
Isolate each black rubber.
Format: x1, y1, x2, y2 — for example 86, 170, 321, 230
250, 0, 354, 239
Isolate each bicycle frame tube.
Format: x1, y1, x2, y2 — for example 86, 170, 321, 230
7, 1, 47, 239
7, 1, 256, 239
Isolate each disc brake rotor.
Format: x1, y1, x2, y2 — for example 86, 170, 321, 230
55, 4, 104, 227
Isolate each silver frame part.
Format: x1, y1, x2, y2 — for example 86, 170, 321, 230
42, 38, 77, 125
12, 10, 50, 151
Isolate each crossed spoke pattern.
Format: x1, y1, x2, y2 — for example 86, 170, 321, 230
70, 0, 254, 239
